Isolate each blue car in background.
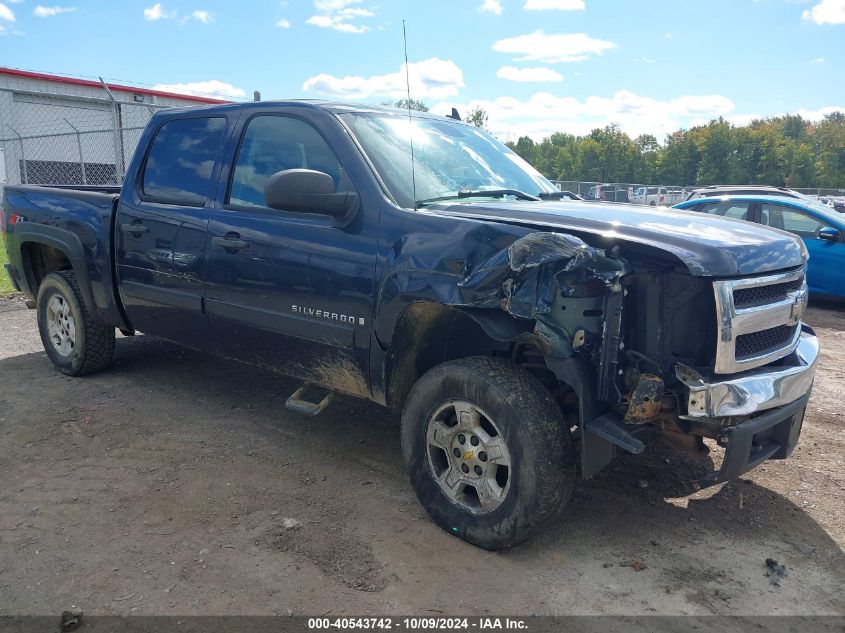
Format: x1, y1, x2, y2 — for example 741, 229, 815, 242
674, 195, 845, 300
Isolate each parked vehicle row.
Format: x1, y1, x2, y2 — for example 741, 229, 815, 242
568, 183, 844, 213
818, 195, 845, 213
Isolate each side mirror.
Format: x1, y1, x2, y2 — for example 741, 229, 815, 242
264, 169, 359, 224
818, 227, 840, 243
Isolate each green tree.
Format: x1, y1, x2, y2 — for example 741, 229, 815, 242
508, 136, 537, 166
633, 134, 659, 183
813, 113, 845, 188
695, 118, 733, 184
393, 98, 429, 112
503, 110, 845, 189
466, 106, 489, 131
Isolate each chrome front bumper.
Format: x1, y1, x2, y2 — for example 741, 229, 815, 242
675, 326, 819, 419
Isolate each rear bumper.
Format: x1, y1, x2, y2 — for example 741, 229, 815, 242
675, 326, 819, 419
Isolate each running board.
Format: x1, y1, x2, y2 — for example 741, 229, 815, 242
285, 383, 334, 417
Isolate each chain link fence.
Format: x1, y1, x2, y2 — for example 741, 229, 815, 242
0, 87, 171, 188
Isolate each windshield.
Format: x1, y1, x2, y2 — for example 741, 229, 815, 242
799, 198, 845, 221
338, 112, 557, 208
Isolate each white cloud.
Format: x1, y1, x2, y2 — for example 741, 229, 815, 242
493, 30, 615, 63
276, 18, 291, 28
303, 57, 465, 100
727, 107, 845, 127
33, 5, 76, 17
797, 105, 845, 120
0, 3, 16, 21
802, 0, 845, 24
725, 113, 763, 127
497, 66, 564, 82
523, 0, 585, 9
809, 57, 826, 63
307, 0, 373, 33
152, 80, 246, 99
480, 0, 503, 14
187, 9, 213, 23
144, 3, 174, 20
433, 90, 736, 141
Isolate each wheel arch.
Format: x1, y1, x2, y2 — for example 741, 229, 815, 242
16, 227, 97, 314
383, 301, 518, 408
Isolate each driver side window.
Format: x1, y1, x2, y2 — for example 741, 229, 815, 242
228, 116, 348, 208
760, 203, 829, 238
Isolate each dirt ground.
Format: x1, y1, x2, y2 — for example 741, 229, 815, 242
0, 297, 843, 616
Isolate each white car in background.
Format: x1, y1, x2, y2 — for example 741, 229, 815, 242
630, 186, 686, 206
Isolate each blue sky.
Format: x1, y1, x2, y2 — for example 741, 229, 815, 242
1, 0, 844, 141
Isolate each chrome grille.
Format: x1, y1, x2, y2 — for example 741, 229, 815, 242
713, 268, 807, 374
733, 278, 804, 309
735, 324, 799, 359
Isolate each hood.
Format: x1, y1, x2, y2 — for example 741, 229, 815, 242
427, 200, 806, 277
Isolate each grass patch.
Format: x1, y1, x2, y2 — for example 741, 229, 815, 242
0, 234, 20, 298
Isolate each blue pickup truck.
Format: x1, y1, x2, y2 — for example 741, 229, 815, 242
1, 101, 820, 549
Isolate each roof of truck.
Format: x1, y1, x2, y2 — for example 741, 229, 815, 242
153, 99, 467, 122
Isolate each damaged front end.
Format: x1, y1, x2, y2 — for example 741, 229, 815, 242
454, 231, 650, 479
447, 230, 818, 487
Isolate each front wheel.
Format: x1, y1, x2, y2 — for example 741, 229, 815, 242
36, 271, 115, 376
401, 357, 576, 550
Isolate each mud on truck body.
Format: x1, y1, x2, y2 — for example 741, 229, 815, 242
2, 101, 819, 549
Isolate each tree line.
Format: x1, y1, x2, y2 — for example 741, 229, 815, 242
391, 99, 844, 189
503, 113, 845, 189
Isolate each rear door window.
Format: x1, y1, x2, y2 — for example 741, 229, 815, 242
142, 117, 227, 206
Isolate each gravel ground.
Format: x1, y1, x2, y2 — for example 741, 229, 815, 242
0, 296, 843, 616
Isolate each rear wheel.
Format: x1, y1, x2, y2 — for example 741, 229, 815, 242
401, 356, 576, 550
36, 271, 115, 376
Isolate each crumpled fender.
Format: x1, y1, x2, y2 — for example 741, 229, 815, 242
374, 226, 626, 348
457, 231, 624, 320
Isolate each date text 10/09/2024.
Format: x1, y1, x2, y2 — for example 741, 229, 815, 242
307, 617, 529, 630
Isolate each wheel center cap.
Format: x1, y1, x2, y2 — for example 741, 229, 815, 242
463, 450, 474, 460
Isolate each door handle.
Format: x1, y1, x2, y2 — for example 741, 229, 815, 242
212, 235, 249, 251
121, 222, 149, 235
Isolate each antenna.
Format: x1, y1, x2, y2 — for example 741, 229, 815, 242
402, 19, 417, 206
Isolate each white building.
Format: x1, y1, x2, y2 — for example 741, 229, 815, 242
0, 67, 227, 189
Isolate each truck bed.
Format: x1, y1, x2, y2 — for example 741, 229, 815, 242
2, 184, 126, 330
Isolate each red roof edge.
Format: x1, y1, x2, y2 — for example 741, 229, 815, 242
0, 67, 232, 105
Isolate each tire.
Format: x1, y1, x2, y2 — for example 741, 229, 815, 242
649, 201, 656, 206
401, 356, 576, 550
36, 271, 115, 376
